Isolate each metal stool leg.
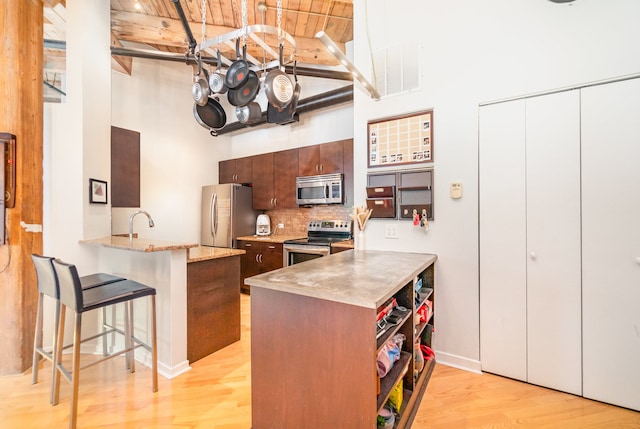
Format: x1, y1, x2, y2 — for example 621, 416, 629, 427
150, 295, 158, 392
52, 305, 65, 406
69, 312, 82, 429
32, 292, 44, 385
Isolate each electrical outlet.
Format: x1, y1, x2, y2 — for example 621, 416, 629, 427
278, 223, 284, 228
385, 224, 398, 239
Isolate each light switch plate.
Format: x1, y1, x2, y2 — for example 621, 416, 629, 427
450, 182, 462, 199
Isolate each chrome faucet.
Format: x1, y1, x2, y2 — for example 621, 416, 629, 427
129, 210, 155, 241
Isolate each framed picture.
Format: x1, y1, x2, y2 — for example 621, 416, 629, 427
89, 178, 108, 204
368, 109, 434, 168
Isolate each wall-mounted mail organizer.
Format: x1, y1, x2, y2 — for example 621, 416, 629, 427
367, 168, 433, 220
365, 186, 395, 218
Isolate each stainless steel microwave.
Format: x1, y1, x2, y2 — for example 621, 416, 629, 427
296, 173, 343, 205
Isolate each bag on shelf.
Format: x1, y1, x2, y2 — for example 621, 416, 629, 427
376, 333, 405, 377
387, 379, 404, 413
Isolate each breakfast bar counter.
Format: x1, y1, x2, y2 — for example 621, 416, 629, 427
80, 237, 242, 379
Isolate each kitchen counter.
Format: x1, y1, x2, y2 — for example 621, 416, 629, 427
187, 246, 245, 263
245, 249, 437, 309
236, 234, 306, 244
249, 249, 437, 428
331, 239, 354, 249
80, 235, 198, 252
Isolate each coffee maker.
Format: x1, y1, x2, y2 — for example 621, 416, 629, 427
256, 214, 271, 236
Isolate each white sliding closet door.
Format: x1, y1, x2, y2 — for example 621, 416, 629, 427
479, 100, 527, 381
525, 91, 582, 395
581, 78, 640, 411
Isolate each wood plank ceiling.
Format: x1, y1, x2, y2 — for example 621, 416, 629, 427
43, 0, 353, 100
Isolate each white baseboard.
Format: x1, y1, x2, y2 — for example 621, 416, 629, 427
433, 349, 482, 374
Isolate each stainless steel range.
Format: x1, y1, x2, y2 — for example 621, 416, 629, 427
283, 219, 352, 266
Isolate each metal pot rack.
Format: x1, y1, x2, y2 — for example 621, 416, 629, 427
195, 24, 297, 71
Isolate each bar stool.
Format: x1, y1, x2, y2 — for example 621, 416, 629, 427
30, 254, 125, 404
51, 258, 158, 429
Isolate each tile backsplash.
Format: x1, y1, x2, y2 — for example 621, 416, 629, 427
265, 206, 353, 236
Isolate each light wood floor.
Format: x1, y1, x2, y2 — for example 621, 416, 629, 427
1, 294, 638, 428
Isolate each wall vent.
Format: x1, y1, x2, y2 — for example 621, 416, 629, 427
372, 41, 421, 97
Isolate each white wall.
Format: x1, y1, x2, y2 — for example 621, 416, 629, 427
352, 0, 640, 370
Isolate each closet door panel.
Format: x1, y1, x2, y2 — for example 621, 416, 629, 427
582, 78, 640, 411
525, 91, 582, 395
479, 100, 527, 381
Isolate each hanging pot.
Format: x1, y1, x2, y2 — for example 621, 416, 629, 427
192, 57, 210, 106
288, 60, 301, 113
235, 102, 262, 125
193, 97, 227, 135
225, 39, 250, 89
209, 49, 228, 94
263, 45, 294, 108
227, 70, 260, 107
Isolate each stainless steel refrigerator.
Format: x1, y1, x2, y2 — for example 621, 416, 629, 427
201, 184, 258, 248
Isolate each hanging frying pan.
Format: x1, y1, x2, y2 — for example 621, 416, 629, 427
227, 69, 260, 107
263, 45, 294, 109
235, 102, 262, 125
192, 57, 210, 106
225, 39, 250, 89
209, 49, 228, 94
193, 98, 227, 135
288, 60, 301, 113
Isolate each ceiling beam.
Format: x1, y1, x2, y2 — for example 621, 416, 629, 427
110, 10, 342, 66
111, 32, 132, 75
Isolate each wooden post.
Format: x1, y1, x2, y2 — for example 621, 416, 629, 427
0, 0, 44, 374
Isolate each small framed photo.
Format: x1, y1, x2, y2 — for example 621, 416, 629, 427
89, 178, 108, 204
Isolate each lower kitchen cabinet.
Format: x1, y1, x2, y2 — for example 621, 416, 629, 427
248, 251, 437, 428
186, 255, 241, 363
237, 240, 283, 294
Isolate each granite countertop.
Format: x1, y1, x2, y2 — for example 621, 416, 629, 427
80, 236, 199, 253
245, 250, 437, 309
187, 246, 245, 263
236, 234, 306, 244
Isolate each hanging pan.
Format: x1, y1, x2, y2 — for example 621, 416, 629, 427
263, 45, 294, 109
288, 60, 301, 113
235, 101, 262, 125
227, 69, 260, 107
193, 97, 227, 136
209, 49, 228, 94
225, 39, 250, 89
191, 56, 210, 106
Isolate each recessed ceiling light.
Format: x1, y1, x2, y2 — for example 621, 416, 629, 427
134, 1, 142, 10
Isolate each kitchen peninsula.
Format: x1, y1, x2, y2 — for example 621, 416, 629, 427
247, 249, 437, 429
81, 236, 244, 378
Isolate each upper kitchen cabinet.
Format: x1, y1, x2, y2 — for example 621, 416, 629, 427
219, 156, 252, 184
252, 149, 299, 210
298, 140, 345, 176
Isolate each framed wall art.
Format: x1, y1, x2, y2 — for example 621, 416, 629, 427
89, 178, 108, 204
368, 109, 433, 168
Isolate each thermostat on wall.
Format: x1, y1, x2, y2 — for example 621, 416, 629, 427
450, 182, 462, 199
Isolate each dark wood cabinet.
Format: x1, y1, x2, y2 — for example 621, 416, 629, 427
249, 252, 437, 428
251, 149, 298, 210
298, 139, 345, 176
219, 156, 252, 184
251, 153, 274, 209
273, 148, 298, 208
186, 256, 241, 363
237, 240, 283, 294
